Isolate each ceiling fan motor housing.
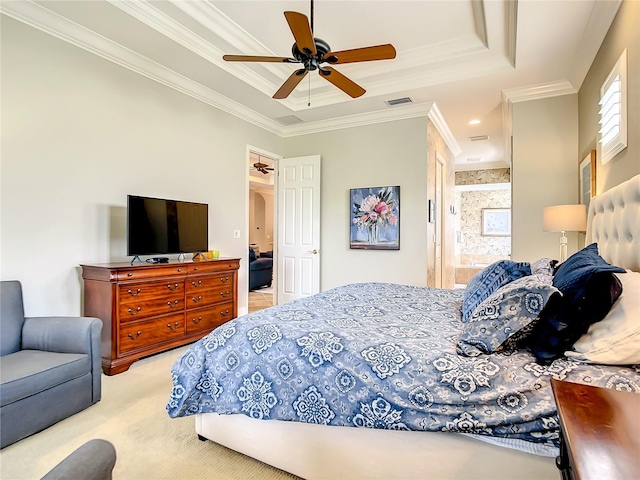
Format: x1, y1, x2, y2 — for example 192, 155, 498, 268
292, 38, 331, 71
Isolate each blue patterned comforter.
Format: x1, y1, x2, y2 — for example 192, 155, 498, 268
167, 283, 640, 447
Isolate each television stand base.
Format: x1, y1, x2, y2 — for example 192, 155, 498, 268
130, 255, 143, 265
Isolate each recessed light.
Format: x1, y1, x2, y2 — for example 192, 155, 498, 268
469, 119, 481, 125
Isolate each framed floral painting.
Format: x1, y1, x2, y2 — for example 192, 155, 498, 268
350, 186, 400, 250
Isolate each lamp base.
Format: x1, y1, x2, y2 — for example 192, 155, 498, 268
560, 231, 568, 263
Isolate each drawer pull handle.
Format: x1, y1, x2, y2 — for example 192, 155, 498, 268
220, 291, 230, 297
221, 309, 230, 316
194, 267, 199, 271
127, 273, 133, 277
167, 300, 179, 308
128, 331, 142, 340
191, 281, 202, 287
192, 316, 202, 324
177, 268, 182, 272
167, 283, 179, 291
128, 307, 141, 315
127, 288, 141, 296
220, 276, 229, 283
192, 296, 203, 303
167, 322, 180, 330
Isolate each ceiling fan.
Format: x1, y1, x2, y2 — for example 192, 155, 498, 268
252, 162, 275, 174
222, 0, 396, 100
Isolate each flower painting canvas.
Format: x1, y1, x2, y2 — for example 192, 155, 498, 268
350, 186, 400, 250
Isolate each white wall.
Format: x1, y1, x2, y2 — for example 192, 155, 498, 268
0, 17, 282, 315
511, 95, 579, 262
283, 118, 429, 290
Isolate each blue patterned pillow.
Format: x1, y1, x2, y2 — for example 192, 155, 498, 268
462, 260, 532, 322
457, 274, 559, 356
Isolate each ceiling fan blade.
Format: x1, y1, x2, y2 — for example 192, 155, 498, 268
324, 44, 396, 64
223, 55, 297, 63
319, 67, 365, 98
284, 11, 316, 56
273, 69, 308, 99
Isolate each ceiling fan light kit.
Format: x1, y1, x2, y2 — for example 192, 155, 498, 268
223, 1, 396, 100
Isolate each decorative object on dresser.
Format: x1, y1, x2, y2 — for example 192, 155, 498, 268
551, 379, 640, 480
81, 258, 240, 375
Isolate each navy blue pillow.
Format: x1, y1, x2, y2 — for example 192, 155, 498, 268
527, 243, 625, 364
462, 260, 532, 322
552, 243, 625, 300
249, 247, 257, 262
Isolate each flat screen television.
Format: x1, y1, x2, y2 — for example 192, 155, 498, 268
127, 195, 208, 257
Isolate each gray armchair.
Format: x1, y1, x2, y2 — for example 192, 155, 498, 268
0, 281, 103, 449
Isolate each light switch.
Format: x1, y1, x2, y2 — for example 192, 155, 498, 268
233, 230, 240, 239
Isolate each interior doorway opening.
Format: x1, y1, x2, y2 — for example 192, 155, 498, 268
248, 150, 277, 313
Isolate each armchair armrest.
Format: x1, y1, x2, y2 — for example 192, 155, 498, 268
22, 316, 103, 402
22, 316, 102, 354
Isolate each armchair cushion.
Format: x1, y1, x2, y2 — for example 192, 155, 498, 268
0, 350, 90, 407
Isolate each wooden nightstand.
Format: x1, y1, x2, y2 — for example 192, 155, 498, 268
551, 378, 640, 480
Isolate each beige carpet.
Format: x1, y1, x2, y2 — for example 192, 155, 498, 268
0, 346, 299, 480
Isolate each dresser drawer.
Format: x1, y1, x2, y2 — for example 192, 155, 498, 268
186, 285, 234, 309
116, 265, 186, 281
186, 275, 235, 293
118, 281, 183, 303
118, 292, 184, 322
186, 302, 235, 334
188, 260, 239, 275
118, 313, 185, 354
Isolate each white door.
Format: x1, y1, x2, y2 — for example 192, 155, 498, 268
277, 155, 321, 304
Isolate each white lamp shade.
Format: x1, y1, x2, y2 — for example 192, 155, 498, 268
543, 204, 587, 232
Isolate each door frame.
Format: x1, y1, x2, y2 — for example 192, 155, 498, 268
244, 144, 282, 316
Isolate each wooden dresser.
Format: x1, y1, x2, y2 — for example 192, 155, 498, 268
81, 258, 240, 375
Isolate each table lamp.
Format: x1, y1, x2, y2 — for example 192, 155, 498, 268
543, 204, 587, 262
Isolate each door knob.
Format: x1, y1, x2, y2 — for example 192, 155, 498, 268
308, 249, 318, 254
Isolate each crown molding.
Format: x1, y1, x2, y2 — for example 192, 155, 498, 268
502, 80, 577, 103
1, 0, 459, 142
427, 103, 462, 157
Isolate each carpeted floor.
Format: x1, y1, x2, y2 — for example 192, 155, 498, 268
0, 345, 298, 480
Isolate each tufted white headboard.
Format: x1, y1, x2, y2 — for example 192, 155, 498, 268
586, 174, 640, 272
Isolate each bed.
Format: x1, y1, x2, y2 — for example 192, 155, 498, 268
167, 174, 640, 480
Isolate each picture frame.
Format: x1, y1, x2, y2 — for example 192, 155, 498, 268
350, 186, 400, 250
579, 149, 597, 210
481, 208, 511, 236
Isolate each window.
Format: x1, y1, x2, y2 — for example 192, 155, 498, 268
598, 49, 627, 164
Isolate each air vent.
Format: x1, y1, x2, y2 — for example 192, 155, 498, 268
385, 97, 413, 107
466, 157, 483, 163
275, 115, 304, 125
469, 135, 490, 141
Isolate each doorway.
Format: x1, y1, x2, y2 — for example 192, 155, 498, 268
248, 149, 278, 313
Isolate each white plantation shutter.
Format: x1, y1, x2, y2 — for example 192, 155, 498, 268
598, 50, 627, 164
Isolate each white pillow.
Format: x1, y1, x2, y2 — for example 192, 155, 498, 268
565, 270, 640, 365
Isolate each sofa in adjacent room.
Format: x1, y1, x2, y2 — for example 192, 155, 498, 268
249, 248, 273, 291
0, 281, 103, 448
